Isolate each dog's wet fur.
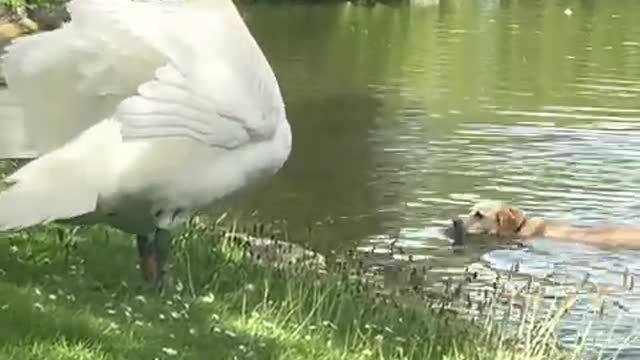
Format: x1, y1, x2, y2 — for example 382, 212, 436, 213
446, 201, 640, 250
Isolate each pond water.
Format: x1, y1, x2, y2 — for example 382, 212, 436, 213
1, 0, 640, 357
230, 0, 640, 357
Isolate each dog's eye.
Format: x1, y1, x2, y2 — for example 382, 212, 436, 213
473, 211, 484, 219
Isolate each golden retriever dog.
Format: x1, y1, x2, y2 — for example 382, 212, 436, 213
450, 201, 640, 250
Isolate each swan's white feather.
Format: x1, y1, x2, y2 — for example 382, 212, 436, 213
1, 20, 160, 154
103, 0, 283, 146
0, 0, 291, 233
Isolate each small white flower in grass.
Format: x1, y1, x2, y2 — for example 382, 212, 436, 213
8, 245, 18, 254
169, 333, 176, 339
1, 304, 8, 310
34, 288, 42, 296
322, 321, 337, 330
238, 345, 247, 353
66, 294, 76, 302
33, 303, 44, 311
161, 347, 178, 356
159, 314, 166, 320
189, 328, 197, 335
213, 327, 222, 333
170, 311, 180, 319
134, 320, 145, 327
107, 309, 116, 315
211, 314, 220, 322
135, 295, 147, 304
105, 322, 119, 332
262, 321, 275, 330
304, 335, 311, 341
200, 292, 215, 304
225, 330, 237, 338
48, 294, 57, 301
244, 283, 255, 292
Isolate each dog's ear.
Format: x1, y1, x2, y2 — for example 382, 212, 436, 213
508, 207, 525, 226
495, 207, 525, 237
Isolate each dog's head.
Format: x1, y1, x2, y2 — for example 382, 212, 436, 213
452, 201, 527, 239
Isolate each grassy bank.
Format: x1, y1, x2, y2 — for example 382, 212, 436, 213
0, 214, 584, 360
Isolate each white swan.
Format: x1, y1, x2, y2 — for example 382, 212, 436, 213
0, 0, 292, 289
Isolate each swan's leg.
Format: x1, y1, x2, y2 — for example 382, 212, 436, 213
136, 229, 172, 292
136, 233, 158, 282
153, 228, 172, 292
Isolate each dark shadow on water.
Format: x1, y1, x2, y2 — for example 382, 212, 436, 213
225, 93, 392, 254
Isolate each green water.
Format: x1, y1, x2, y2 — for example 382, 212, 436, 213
227, 0, 640, 356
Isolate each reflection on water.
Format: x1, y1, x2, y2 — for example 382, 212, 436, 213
2, 0, 640, 356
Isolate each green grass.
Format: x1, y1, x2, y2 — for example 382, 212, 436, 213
0, 216, 583, 360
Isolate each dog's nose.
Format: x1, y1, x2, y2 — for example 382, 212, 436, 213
451, 218, 465, 245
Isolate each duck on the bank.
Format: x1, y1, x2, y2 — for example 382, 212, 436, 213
0, 0, 292, 291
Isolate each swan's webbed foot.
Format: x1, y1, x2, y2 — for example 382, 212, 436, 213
136, 228, 172, 294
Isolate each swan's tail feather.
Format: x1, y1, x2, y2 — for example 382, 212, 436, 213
0, 159, 98, 231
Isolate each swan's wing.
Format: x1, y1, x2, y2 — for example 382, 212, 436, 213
1, 15, 162, 155
102, 0, 286, 147
1, 0, 284, 156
